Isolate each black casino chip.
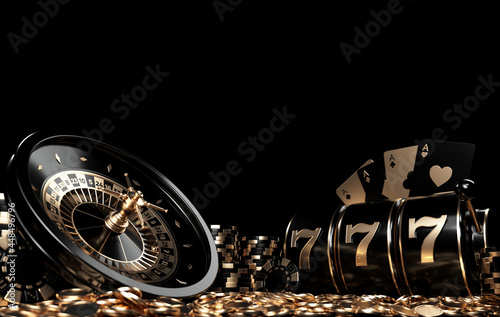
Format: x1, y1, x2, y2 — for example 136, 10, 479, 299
254, 258, 300, 292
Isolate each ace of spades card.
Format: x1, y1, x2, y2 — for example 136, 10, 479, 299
402, 140, 475, 197
382, 145, 419, 200
336, 159, 388, 205
356, 159, 388, 203
336, 160, 373, 205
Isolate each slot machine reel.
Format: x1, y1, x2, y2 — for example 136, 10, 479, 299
285, 180, 494, 296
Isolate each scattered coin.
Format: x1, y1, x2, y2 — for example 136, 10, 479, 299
414, 304, 443, 316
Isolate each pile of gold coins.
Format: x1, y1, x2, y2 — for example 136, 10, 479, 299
3, 287, 500, 316
0, 287, 189, 317
190, 292, 500, 316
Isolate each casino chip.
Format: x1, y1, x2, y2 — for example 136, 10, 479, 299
237, 235, 281, 291
254, 258, 300, 292
479, 246, 500, 295
209, 225, 240, 292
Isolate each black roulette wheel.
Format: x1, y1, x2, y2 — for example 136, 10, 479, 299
4, 131, 218, 300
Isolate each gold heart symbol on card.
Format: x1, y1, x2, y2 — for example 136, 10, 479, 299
429, 165, 453, 187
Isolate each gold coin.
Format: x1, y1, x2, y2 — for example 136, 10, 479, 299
414, 304, 443, 316
96, 298, 123, 307
146, 306, 184, 316
224, 300, 254, 309
56, 288, 95, 301
36, 312, 77, 317
17, 303, 45, 313
237, 305, 266, 316
113, 291, 147, 310
36, 301, 63, 313
442, 298, 466, 309
353, 299, 375, 309
98, 306, 142, 317
116, 287, 142, 298
0, 307, 39, 317
392, 304, 418, 316
154, 297, 190, 314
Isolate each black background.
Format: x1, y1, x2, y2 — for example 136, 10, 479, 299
2, 1, 499, 238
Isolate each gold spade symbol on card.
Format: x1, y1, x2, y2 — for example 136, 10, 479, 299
429, 165, 453, 187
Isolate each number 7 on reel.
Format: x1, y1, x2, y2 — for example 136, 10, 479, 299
408, 215, 447, 263
345, 222, 381, 267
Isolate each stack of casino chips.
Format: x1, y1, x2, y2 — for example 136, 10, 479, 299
209, 227, 283, 292
209, 224, 240, 292
238, 236, 282, 291
479, 246, 500, 295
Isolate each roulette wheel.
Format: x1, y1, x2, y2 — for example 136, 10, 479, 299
1, 131, 218, 304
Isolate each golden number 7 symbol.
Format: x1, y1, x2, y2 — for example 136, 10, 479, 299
408, 215, 447, 263
290, 228, 322, 270
345, 222, 380, 267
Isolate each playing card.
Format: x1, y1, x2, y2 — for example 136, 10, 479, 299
357, 159, 388, 202
402, 140, 475, 197
336, 160, 373, 205
382, 145, 418, 200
